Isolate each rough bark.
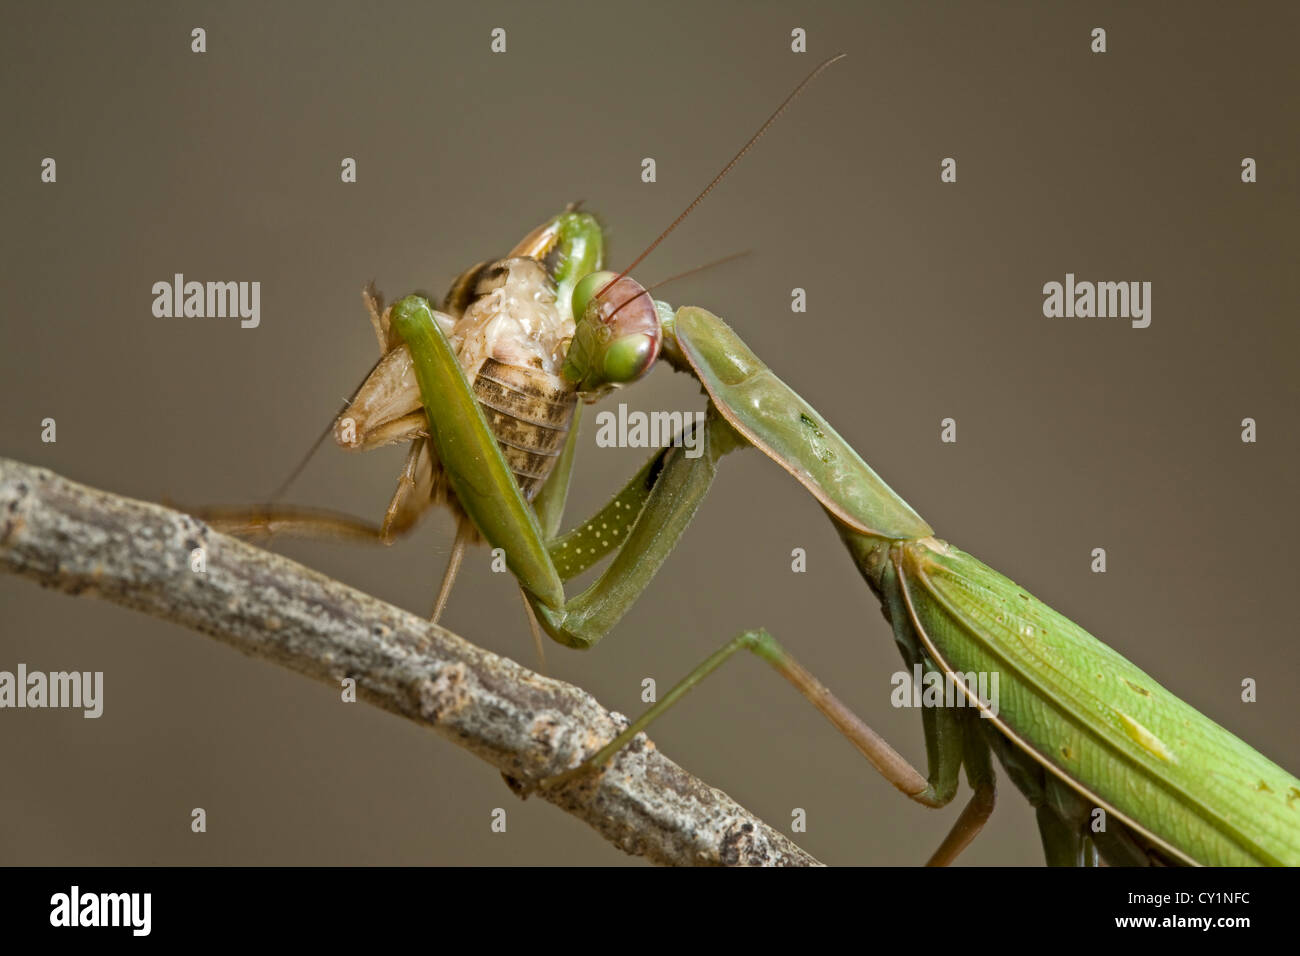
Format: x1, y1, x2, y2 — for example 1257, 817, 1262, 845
0, 458, 819, 867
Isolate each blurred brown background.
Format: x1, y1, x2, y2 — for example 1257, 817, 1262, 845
2, 1, 1296, 866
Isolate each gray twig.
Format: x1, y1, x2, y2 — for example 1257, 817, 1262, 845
0, 458, 818, 867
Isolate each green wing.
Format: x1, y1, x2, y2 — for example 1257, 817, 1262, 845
899, 540, 1300, 865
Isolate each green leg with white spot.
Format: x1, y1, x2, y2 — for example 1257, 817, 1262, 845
394, 292, 751, 651
528, 409, 746, 649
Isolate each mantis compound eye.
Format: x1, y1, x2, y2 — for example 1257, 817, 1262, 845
602, 331, 657, 384
564, 272, 662, 393
570, 270, 617, 323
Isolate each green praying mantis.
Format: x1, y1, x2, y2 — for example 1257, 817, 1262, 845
207, 56, 1300, 866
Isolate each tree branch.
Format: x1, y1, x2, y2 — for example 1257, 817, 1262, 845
0, 458, 818, 867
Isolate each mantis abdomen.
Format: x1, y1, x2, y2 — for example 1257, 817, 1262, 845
855, 534, 1300, 865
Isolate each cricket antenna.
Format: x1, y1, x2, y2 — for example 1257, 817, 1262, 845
263, 408, 341, 503
264, 351, 385, 502
599, 52, 846, 298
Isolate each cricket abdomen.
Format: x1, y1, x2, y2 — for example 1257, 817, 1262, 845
472, 358, 577, 501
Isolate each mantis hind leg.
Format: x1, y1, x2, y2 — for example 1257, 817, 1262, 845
877, 562, 999, 862
537, 625, 995, 865
987, 728, 1153, 866
924, 718, 995, 866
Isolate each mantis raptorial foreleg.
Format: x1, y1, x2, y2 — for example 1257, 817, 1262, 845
393, 292, 756, 645
531, 414, 744, 647
206, 290, 737, 644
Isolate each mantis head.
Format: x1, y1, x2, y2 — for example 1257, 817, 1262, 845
562, 270, 663, 399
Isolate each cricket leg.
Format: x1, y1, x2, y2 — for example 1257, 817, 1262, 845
519, 586, 549, 675
430, 519, 473, 624
194, 439, 434, 547
196, 505, 388, 544
363, 282, 393, 352
380, 439, 434, 542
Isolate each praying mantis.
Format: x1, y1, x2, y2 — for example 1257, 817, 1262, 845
204, 56, 1300, 867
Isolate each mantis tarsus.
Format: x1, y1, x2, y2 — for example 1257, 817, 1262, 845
208, 55, 1300, 866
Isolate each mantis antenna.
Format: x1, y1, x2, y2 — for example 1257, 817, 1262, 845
599, 51, 847, 321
